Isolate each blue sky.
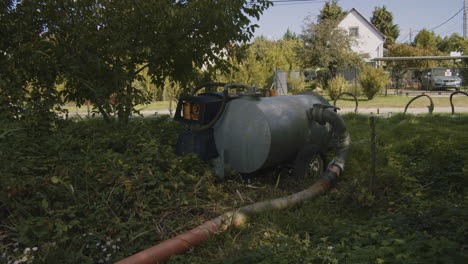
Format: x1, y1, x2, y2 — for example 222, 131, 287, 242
253, 0, 465, 42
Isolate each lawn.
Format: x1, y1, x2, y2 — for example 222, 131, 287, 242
1, 114, 466, 263
328, 94, 468, 109
63, 93, 468, 115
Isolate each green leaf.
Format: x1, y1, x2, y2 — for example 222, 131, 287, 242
51, 176, 60, 184
41, 199, 49, 209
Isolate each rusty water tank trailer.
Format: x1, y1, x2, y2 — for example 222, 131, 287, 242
174, 82, 349, 179
115, 83, 350, 264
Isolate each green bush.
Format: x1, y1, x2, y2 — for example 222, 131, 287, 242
327, 75, 346, 100
359, 66, 390, 100
287, 73, 305, 94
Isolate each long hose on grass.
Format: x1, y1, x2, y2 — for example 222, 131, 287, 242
404, 94, 434, 114
115, 179, 333, 264
116, 107, 349, 264
449, 91, 468, 114
333, 92, 358, 113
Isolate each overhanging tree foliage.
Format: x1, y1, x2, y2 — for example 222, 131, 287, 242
0, 0, 65, 124
370, 5, 399, 48
1, 0, 271, 123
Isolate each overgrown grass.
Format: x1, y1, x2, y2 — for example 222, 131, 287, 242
63, 101, 171, 114
1, 115, 467, 263
168, 114, 468, 264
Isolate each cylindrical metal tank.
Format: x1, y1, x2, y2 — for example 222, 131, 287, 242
213, 92, 332, 174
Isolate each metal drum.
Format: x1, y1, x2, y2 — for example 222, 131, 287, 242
213, 92, 332, 174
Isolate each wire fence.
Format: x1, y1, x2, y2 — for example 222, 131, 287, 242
385, 67, 468, 96
337, 67, 468, 97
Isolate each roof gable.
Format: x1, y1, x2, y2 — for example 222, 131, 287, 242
339, 8, 385, 40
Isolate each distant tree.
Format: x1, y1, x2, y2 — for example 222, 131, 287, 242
437, 33, 468, 66
162, 78, 182, 116
435, 35, 443, 48
438, 33, 468, 53
217, 37, 303, 88
220, 43, 268, 87
414, 29, 438, 52
300, 19, 363, 78
283, 28, 299, 41
317, 0, 346, 23
386, 43, 437, 68
371, 6, 400, 48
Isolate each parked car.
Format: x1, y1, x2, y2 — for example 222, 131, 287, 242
421, 68, 462, 91
405, 80, 421, 89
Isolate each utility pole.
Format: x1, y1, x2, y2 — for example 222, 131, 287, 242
409, 28, 412, 43
464, 0, 468, 38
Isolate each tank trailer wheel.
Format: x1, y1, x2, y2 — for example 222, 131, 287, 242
293, 145, 325, 180
306, 154, 324, 179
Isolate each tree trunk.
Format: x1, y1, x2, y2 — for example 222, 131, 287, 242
97, 104, 111, 123
117, 84, 133, 124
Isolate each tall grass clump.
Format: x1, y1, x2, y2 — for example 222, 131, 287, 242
327, 75, 346, 100
288, 73, 305, 94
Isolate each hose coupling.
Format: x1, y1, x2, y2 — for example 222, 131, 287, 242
307, 104, 340, 125
320, 164, 341, 183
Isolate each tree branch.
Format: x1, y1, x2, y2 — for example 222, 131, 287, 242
134, 63, 150, 76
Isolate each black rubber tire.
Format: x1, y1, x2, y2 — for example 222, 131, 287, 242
293, 145, 325, 180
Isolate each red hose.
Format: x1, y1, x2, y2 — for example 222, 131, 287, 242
115, 178, 332, 264
115, 221, 219, 264
116, 100, 349, 264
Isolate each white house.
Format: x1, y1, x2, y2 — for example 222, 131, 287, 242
338, 8, 385, 61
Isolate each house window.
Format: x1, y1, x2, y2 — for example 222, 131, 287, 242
349, 27, 359, 38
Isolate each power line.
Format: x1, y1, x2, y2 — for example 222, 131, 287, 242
438, 27, 459, 37
435, 17, 461, 36
273, 1, 326, 6
398, 28, 425, 43
400, 17, 460, 43
398, 31, 411, 43
248, 0, 325, 5
269, 0, 325, 3
429, 7, 463, 31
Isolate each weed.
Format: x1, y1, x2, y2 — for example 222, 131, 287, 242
1, 115, 467, 263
